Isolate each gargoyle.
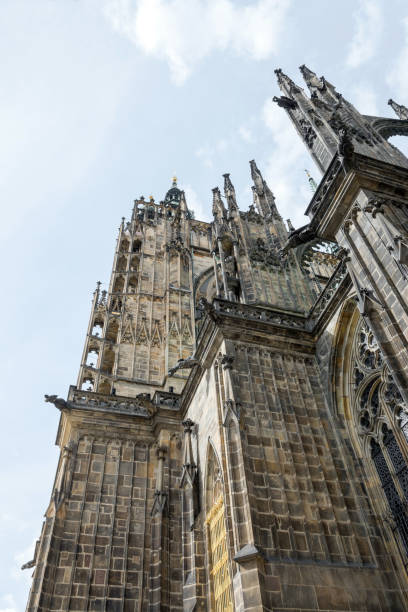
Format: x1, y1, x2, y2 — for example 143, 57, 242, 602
21, 539, 39, 570
44, 395, 67, 410
168, 355, 200, 377
135, 393, 157, 416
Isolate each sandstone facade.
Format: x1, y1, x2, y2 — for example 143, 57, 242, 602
25, 66, 408, 611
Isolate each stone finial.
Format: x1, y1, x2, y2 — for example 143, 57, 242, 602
249, 159, 264, 194
299, 64, 325, 91
274, 68, 300, 97
223, 173, 238, 211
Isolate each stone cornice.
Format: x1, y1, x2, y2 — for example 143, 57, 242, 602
304, 152, 408, 241
55, 387, 182, 447
181, 299, 316, 417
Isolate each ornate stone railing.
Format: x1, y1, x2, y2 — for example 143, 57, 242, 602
153, 390, 180, 408
212, 298, 306, 329
67, 387, 152, 417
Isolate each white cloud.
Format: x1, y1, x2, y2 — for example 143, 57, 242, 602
387, 17, 408, 101
262, 98, 318, 227
238, 126, 254, 143
346, 0, 382, 69
195, 138, 229, 168
0, 594, 17, 612
103, 0, 291, 84
350, 84, 379, 115
183, 183, 211, 221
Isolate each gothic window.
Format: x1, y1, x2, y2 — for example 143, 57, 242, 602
106, 319, 119, 343
132, 240, 141, 253
100, 347, 115, 375
130, 255, 139, 270
113, 276, 125, 293
205, 445, 233, 612
128, 275, 138, 293
400, 410, 408, 444
91, 322, 103, 337
117, 255, 127, 272
120, 238, 129, 252
81, 376, 94, 391
85, 350, 98, 367
350, 318, 408, 560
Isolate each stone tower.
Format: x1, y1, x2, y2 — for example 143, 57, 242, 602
25, 66, 408, 611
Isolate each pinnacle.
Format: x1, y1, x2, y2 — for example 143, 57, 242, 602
274, 67, 300, 96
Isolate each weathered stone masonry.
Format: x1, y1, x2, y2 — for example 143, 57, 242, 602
25, 66, 408, 611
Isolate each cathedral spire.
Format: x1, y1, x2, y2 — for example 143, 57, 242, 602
212, 186, 227, 222
299, 64, 324, 91
179, 190, 188, 212
299, 64, 341, 107
388, 99, 408, 120
274, 68, 301, 97
274, 65, 408, 174
223, 173, 238, 212
305, 169, 318, 192
249, 159, 279, 219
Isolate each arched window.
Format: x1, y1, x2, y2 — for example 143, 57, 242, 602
348, 317, 408, 561
100, 347, 115, 374
205, 444, 233, 612
120, 238, 129, 252
91, 322, 103, 337
117, 255, 127, 272
81, 376, 94, 391
130, 255, 139, 270
370, 437, 408, 556
106, 319, 119, 343
132, 240, 142, 253
86, 350, 98, 368
128, 275, 138, 293
113, 276, 124, 293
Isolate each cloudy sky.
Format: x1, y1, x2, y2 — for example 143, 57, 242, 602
1, 0, 408, 609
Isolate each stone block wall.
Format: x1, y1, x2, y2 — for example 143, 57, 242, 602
27, 423, 184, 612
180, 328, 408, 611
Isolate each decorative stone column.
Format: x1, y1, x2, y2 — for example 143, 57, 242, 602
212, 250, 221, 298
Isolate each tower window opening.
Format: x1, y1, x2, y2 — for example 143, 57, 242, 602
81, 377, 94, 391
128, 275, 138, 293
132, 240, 142, 253
91, 322, 103, 337
86, 350, 98, 368
130, 255, 140, 270
120, 239, 129, 252
106, 320, 119, 342
117, 255, 127, 272
113, 276, 125, 293
100, 347, 115, 375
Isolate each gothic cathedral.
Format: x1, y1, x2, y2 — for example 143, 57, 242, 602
25, 66, 408, 611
